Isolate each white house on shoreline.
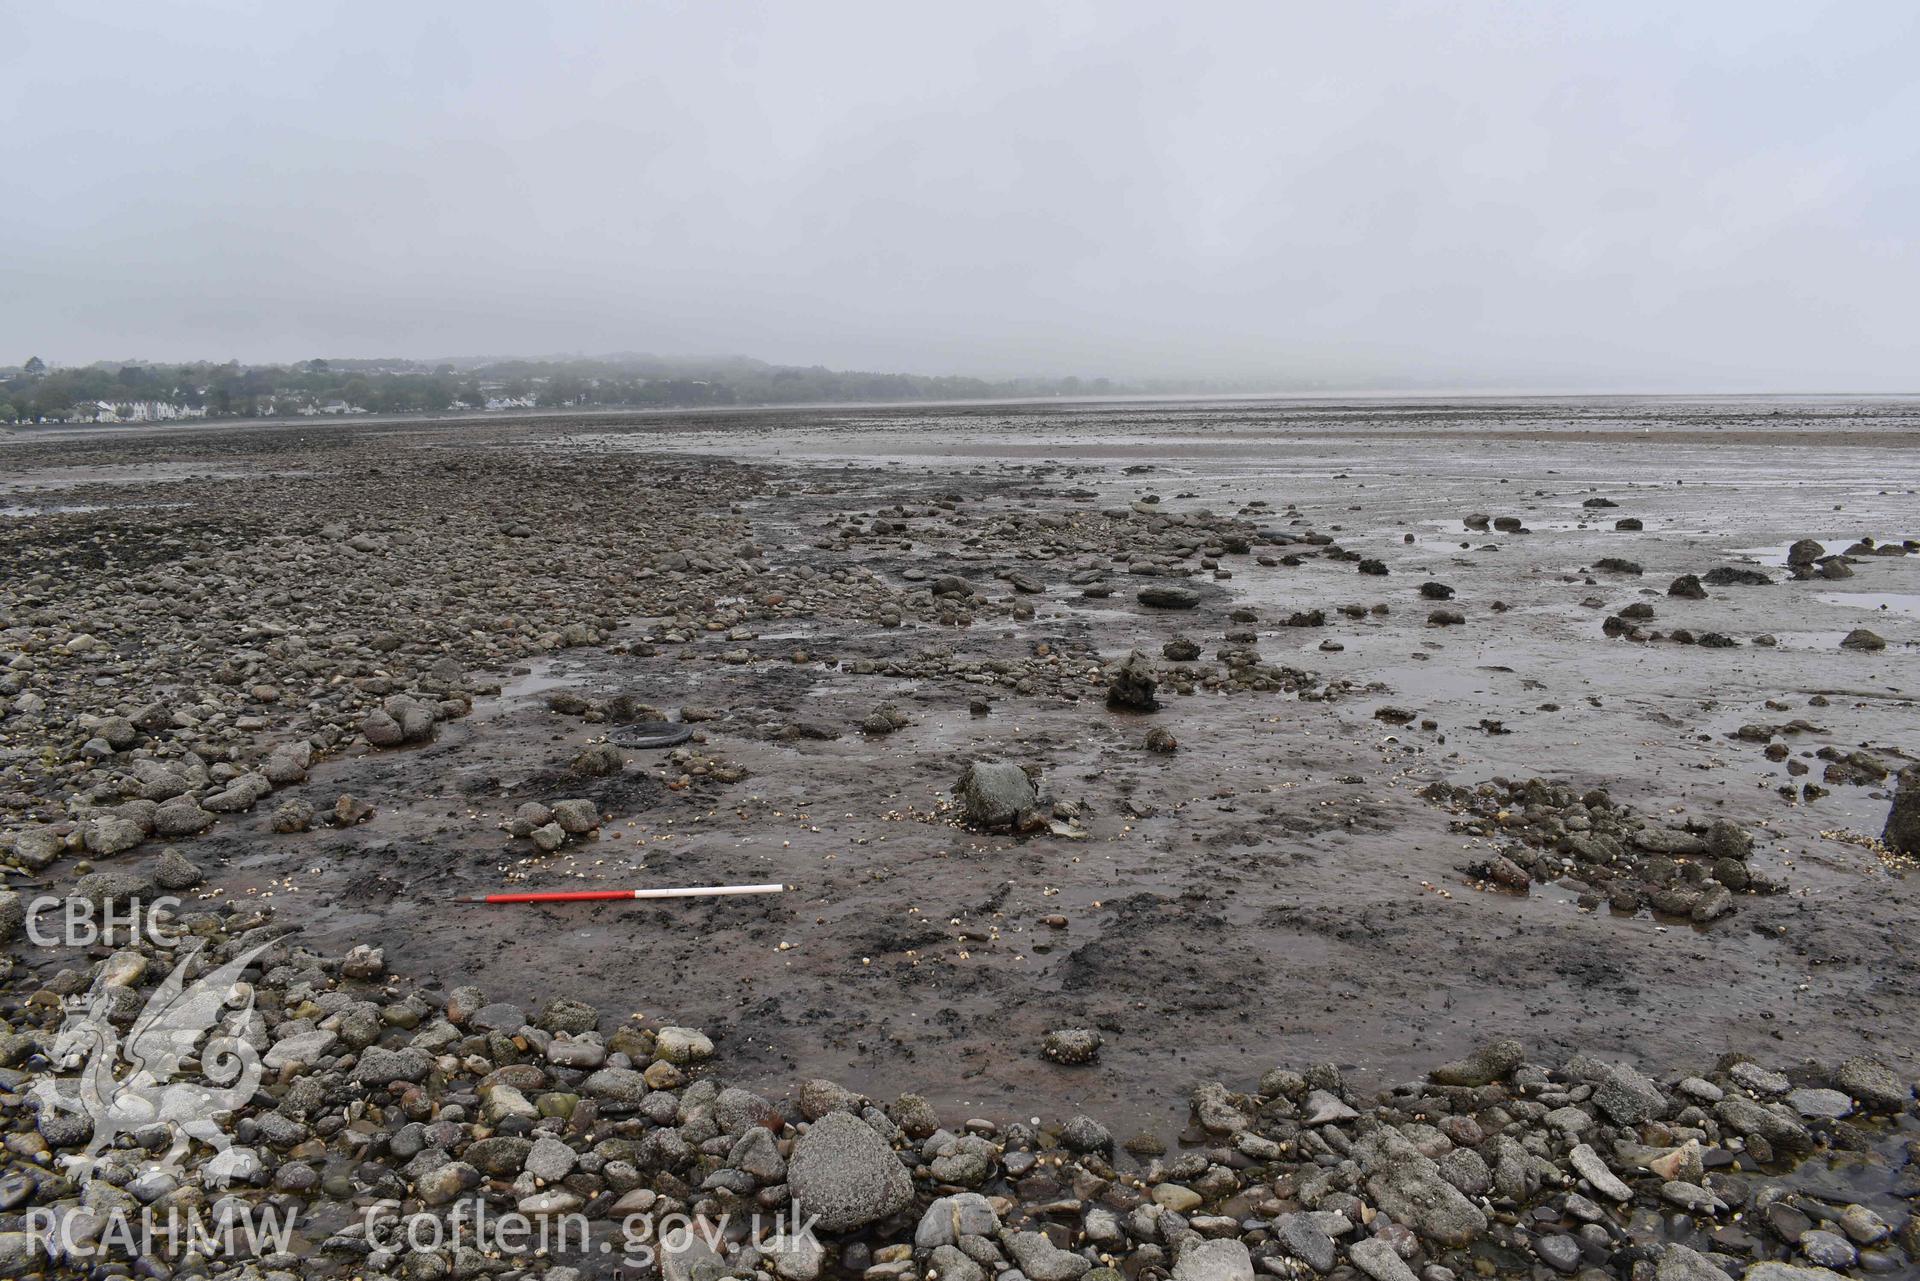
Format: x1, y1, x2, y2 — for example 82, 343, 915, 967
65, 400, 210, 423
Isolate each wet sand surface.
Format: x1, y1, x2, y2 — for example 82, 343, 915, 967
5, 394, 1916, 1147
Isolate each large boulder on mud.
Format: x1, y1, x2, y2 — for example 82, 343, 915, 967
84, 815, 145, 856
361, 710, 405, 747
572, 742, 624, 777
129, 758, 191, 801
1715, 1095, 1812, 1155
1106, 650, 1158, 711
1041, 1028, 1103, 1065
551, 799, 601, 833
1162, 635, 1201, 661
271, 799, 316, 832
264, 741, 312, 785
11, 825, 66, 869
203, 772, 272, 813
388, 695, 439, 740
1741, 1265, 1847, 1281
1172, 1239, 1253, 1281
1667, 574, 1706, 599
955, 761, 1037, 829
351, 1046, 431, 1085
653, 1026, 713, 1065
1703, 566, 1771, 587
1430, 1038, 1524, 1087
1353, 1123, 1487, 1245
1350, 1238, 1420, 1281
152, 797, 216, 838
1651, 1244, 1728, 1281
799, 1079, 863, 1120
153, 847, 204, 890
787, 1111, 912, 1231
1787, 538, 1826, 566
660, 1223, 726, 1281
1137, 585, 1199, 609
1835, 1054, 1911, 1112
1005, 1231, 1091, 1281
1705, 820, 1753, 861
1593, 1061, 1668, 1125
364, 696, 437, 747
69, 869, 155, 907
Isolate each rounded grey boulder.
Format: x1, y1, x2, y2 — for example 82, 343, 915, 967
787, 1111, 912, 1231
1042, 1028, 1103, 1065
955, 761, 1037, 829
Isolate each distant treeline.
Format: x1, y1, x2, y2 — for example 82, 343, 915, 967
0, 352, 1200, 424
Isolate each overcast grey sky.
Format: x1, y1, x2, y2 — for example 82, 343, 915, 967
5, 2, 1918, 388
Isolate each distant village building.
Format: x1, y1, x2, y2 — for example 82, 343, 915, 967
66, 400, 208, 423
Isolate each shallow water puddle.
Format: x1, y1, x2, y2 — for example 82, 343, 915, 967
1769, 629, 1875, 651
496, 657, 571, 701
0, 502, 110, 517
0, 499, 190, 517
1817, 590, 1920, 618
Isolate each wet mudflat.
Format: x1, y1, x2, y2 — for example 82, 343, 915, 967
7, 398, 1920, 1281
5, 395, 1914, 1142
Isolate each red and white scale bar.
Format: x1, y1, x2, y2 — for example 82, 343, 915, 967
460, 884, 787, 905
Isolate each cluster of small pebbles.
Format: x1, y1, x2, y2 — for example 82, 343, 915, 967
1420, 779, 1781, 923
0, 445, 770, 872
0, 907, 1915, 1281
1594, 535, 1915, 652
